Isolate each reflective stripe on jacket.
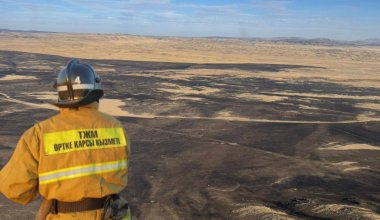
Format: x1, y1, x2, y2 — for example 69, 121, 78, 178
0, 102, 130, 204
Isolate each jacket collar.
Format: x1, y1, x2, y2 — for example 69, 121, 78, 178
60, 102, 99, 112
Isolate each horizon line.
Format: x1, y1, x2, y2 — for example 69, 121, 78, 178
1, 28, 379, 43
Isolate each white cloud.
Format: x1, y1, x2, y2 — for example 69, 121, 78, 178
0, 0, 378, 40
250, 0, 293, 14
126, 0, 171, 5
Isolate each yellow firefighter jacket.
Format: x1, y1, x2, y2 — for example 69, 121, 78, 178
0, 102, 130, 206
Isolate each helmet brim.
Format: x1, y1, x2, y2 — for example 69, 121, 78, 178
53, 90, 104, 108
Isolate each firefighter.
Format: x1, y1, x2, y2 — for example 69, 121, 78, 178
0, 59, 131, 220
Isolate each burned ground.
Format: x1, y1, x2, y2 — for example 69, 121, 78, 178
0, 50, 379, 219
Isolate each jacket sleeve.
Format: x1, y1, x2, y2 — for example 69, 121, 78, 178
0, 125, 40, 204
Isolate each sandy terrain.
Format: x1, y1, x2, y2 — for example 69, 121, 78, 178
320, 143, 380, 151
0, 74, 38, 81
0, 32, 380, 219
232, 205, 294, 219
236, 93, 287, 102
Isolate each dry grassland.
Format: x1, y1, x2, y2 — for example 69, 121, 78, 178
1, 32, 380, 90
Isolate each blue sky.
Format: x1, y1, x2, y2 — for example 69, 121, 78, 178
0, 0, 379, 40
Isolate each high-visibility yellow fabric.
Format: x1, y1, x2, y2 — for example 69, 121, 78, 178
39, 159, 128, 184
43, 127, 127, 155
0, 102, 130, 206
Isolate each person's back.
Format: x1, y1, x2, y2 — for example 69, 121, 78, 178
0, 59, 130, 220
39, 103, 129, 202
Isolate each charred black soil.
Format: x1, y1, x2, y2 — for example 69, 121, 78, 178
0, 50, 379, 219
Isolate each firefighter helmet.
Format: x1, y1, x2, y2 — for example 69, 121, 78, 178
54, 59, 103, 108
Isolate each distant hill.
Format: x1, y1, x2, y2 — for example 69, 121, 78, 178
1, 28, 379, 46
203, 36, 380, 47
266, 37, 380, 46
0, 28, 55, 34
